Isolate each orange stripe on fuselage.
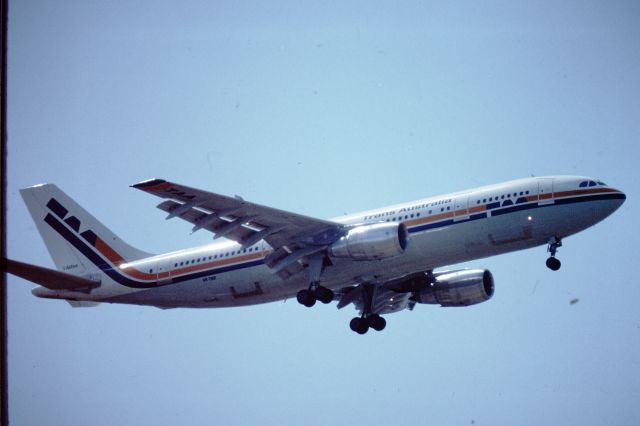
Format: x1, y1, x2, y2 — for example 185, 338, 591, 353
169, 250, 267, 278
468, 205, 487, 214
95, 237, 160, 281
95, 229, 267, 282
405, 211, 455, 227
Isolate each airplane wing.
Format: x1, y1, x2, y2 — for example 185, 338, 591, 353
131, 179, 347, 278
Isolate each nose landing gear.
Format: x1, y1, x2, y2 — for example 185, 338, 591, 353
546, 237, 562, 271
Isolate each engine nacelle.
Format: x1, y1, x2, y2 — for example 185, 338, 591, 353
329, 222, 408, 261
414, 269, 494, 307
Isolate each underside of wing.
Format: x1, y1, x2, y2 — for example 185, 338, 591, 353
336, 281, 414, 315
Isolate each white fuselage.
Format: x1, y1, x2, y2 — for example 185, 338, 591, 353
34, 176, 625, 309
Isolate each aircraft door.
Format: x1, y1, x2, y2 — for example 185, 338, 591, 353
156, 257, 172, 286
453, 194, 469, 221
538, 178, 554, 205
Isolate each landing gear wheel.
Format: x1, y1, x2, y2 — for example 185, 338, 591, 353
315, 286, 334, 304
296, 289, 316, 307
546, 257, 561, 271
368, 314, 387, 331
350, 317, 369, 334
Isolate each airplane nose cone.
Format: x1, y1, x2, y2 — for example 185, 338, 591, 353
609, 188, 626, 212
612, 188, 626, 202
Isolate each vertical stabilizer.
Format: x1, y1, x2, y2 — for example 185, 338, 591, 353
20, 184, 152, 275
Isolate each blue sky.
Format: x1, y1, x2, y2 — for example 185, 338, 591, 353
7, 1, 640, 425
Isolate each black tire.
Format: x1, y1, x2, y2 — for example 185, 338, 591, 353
316, 287, 334, 304
546, 257, 561, 271
369, 314, 386, 331
304, 296, 316, 307
350, 317, 368, 334
297, 290, 309, 305
356, 321, 369, 334
350, 317, 361, 332
297, 289, 316, 307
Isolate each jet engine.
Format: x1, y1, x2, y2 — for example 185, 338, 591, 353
329, 222, 408, 261
413, 269, 494, 307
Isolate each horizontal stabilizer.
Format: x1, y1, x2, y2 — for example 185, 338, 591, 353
2, 258, 101, 290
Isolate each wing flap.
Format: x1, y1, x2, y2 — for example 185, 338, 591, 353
132, 179, 342, 248
156, 200, 258, 243
132, 179, 347, 281
3, 258, 101, 290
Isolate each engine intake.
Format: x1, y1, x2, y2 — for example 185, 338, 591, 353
329, 222, 408, 261
414, 269, 494, 307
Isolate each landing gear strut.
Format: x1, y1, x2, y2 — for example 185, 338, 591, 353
346, 283, 387, 334
546, 236, 562, 271
296, 253, 334, 307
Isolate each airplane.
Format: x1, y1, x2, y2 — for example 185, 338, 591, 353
4, 176, 625, 334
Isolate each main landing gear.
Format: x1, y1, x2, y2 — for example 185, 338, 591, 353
296, 253, 335, 307
546, 236, 562, 271
346, 283, 387, 334
294, 253, 387, 334
350, 314, 386, 335
297, 283, 334, 307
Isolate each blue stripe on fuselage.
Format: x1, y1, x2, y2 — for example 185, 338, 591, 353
44, 213, 265, 289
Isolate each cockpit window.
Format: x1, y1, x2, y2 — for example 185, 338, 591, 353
597, 181, 607, 186
579, 181, 588, 188
588, 181, 596, 187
